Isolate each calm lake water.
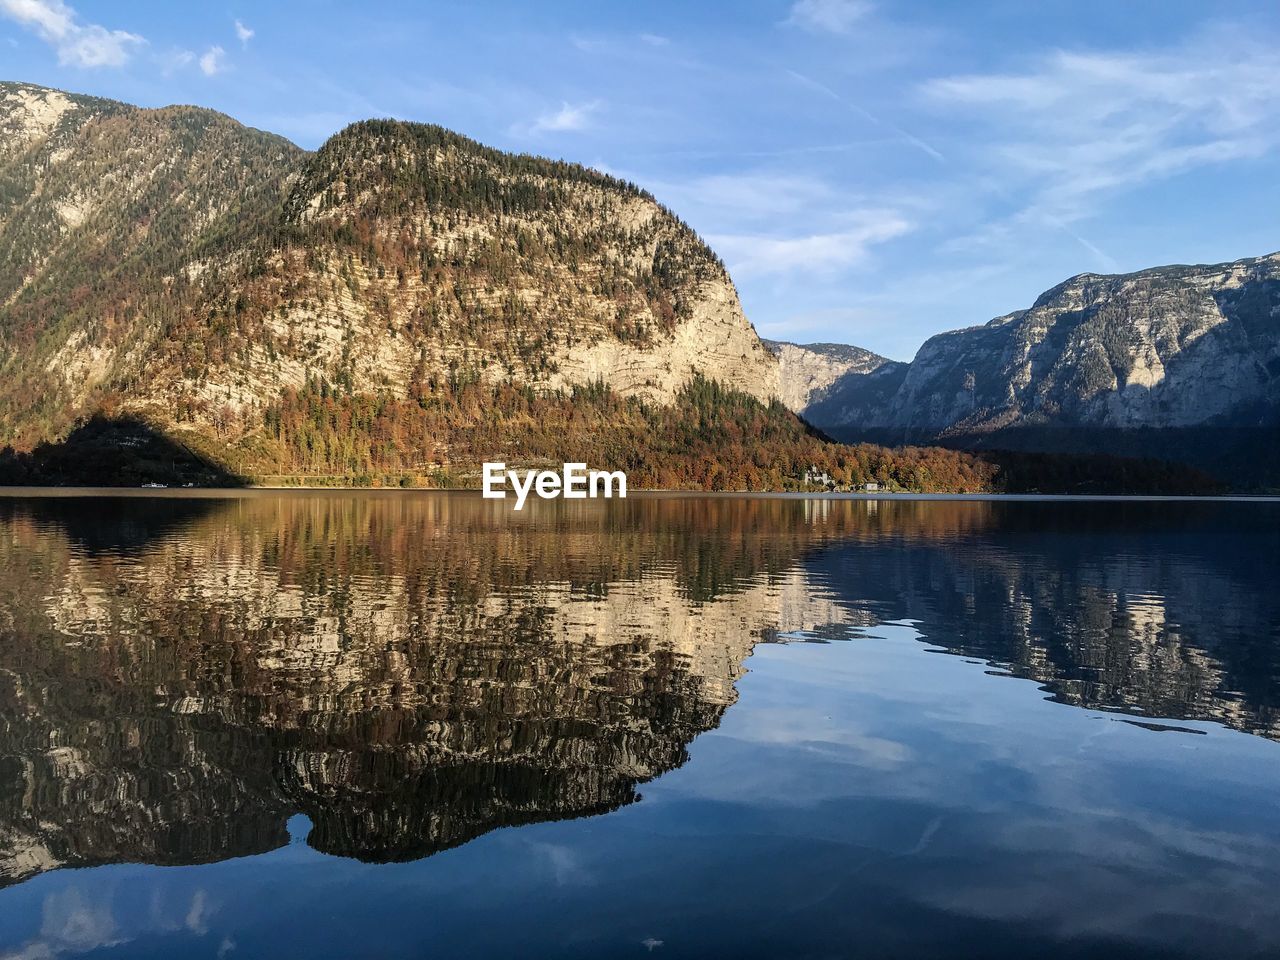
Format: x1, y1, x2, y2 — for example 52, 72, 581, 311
0, 492, 1278, 959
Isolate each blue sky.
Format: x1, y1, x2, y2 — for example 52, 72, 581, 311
3, 0, 1278, 360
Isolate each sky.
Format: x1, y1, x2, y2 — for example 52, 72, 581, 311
2, 0, 1279, 360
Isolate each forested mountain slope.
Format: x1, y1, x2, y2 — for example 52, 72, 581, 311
0, 82, 301, 447
0, 81, 783, 482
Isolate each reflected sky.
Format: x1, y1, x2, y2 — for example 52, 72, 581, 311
0, 493, 1277, 958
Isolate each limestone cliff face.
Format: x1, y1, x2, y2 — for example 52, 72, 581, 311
884, 253, 1280, 434
764, 340, 894, 412
259, 121, 778, 408
766, 339, 909, 429
559, 279, 776, 405
786, 253, 1280, 473
0, 85, 778, 456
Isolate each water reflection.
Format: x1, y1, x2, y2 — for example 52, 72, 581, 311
0, 493, 1276, 892
797, 500, 1280, 736
0, 494, 852, 886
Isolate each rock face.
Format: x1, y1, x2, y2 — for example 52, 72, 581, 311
764, 340, 896, 410
885, 254, 1280, 434
782, 254, 1280, 480
0, 82, 779, 456
766, 339, 909, 431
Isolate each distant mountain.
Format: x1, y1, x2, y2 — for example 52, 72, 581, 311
764, 340, 894, 408
781, 254, 1280, 485
766, 339, 909, 435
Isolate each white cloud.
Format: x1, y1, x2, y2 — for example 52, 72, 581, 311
569, 31, 681, 62
786, 0, 872, 34
0, 0, 143, 67
0, 0, 71, 39
233, 18, 252, 46
755, 305, 888, 345
529, 100, 601, 134
199, 44, 225, 76
923, 34, 1280, 228
709, 211, 912, 278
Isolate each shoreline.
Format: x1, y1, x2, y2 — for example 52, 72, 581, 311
1, 486, 1277, 503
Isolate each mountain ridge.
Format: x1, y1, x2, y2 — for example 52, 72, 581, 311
0, 80, 1036, 494
781, 251, 1280, 484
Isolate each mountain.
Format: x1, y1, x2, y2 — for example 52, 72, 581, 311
0, 81, 790, 483
785, 254, 1280, 485
764, 339, 897, 409
0, 82, 1229, 493
766, 339, 909, 433
0, 82, 303, 446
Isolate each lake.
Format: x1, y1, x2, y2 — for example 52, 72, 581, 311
0, 492, 1278, 959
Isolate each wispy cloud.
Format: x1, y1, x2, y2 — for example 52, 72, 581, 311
2, 886, 124, 959
158, 47, 194, 75
199, 44, 225, 76
709, 210, 912, 278
233, 18, 253, 46
526, 99, 601, 135
788, 69, 945, 162
923, 33, 1280, 230
661, 172, 839, 220
566, 29, 708, 77
632, 169, 915, 288
569, 35, 608, 54
0, 0, 143, 67
785, 0, 872, 34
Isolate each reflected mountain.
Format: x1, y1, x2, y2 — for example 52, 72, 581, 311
0, 493, 1277, 888
0, 494, 853, 886
0, 494, 224, 553
797, 500, 1280, 736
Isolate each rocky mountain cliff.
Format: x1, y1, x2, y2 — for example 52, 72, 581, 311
1, 81, 1249, 491
785, 254, 1280, 483
0, 82, 303, 446
0, 81, 779, 472
766, 339, 909, 434
763, 339, 899, 411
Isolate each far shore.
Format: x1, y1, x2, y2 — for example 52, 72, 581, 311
0, 486, 1276, 503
